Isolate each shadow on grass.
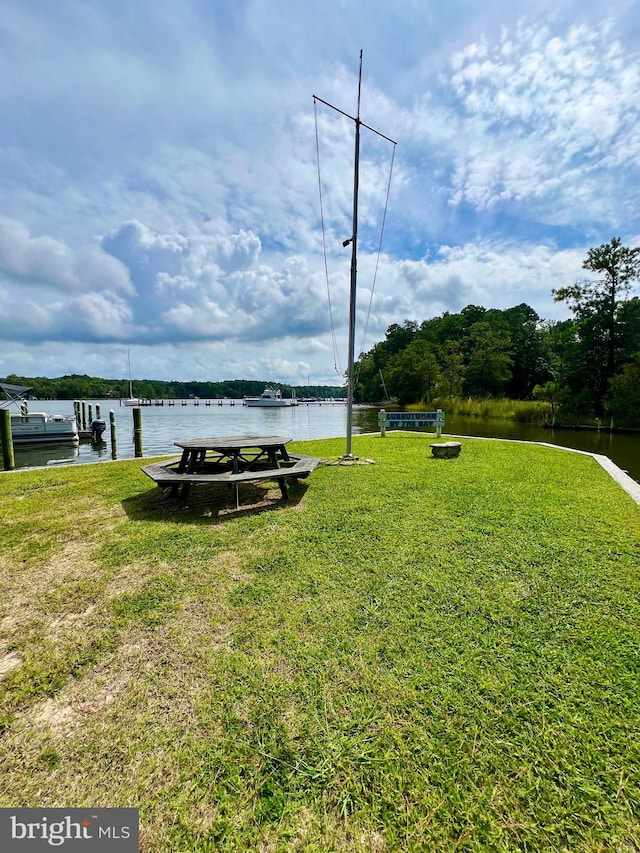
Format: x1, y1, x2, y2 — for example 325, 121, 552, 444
121, 479, 308, 525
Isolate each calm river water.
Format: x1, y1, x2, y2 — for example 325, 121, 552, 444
9, 399, 640, 484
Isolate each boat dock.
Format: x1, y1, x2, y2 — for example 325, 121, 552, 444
121, 398, 346, 407
127, 399, 242, 407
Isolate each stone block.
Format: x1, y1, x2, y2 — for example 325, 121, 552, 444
430, 442, 462, 459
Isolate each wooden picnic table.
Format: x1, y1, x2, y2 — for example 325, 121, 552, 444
174, 434, 292, 476
141, 434, 320, 506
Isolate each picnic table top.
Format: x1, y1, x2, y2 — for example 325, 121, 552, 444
174, 434, 292, 451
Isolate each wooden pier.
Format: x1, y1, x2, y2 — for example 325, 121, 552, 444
121, 398, 347, 407
125, 399, 242, 407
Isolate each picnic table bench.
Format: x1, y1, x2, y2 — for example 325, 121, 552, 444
141, 434, 320, 505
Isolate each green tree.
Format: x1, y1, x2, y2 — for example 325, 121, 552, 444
353, 354, 381, 403
374, 321, 419, 367
354, 321, 419, 402
553, 238, 640, 413
610, 354, 640, 425
619, 297, 640, 361
463, 321, 512, 397
437, 340, 465, 397
419, 311, 467, 347
386, 340, 440, 405
532, 381, 559, 424
503, 304, 551, 398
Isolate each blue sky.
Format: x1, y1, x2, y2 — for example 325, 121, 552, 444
1, 0, 639, 385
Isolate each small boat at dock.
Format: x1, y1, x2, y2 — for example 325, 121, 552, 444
10, 411, 79, 444
1, 383, 79, 445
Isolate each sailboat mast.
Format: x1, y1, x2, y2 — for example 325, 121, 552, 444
345, 50, 363, 458
313, 53, 396, 459
379, 369, 389, 402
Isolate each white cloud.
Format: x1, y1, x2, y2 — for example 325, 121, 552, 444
99, 220, 331, 343
438, 19, 640, 218
54, 293, 134, 340
0, 217, 133, 293
357, 241, 587, 347
0, 2, 639, 383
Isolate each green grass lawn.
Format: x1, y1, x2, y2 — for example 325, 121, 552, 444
0, 434, 639, 852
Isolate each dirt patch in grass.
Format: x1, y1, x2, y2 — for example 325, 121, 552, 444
18, 584, 241, 741
0, 539, 100, 632
105, 561, 176, 600
21, 645, 141, 738
33, 697, 82, 736
20, 659, 142, 740
48, 605, 97, 639
1, 595, 243, 826
360, 829, 387, 853
0, 651, 22, 680
0, 561, 175, 657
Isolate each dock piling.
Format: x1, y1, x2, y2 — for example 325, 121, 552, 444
109, 410, 117, 459
1, 409, 15, 470
133, 407, 143, 457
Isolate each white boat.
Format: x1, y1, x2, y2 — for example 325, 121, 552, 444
1, 383, 79, 445
245, 387, 297, 407
122, 349, 140, 406
10, 411, 79, 444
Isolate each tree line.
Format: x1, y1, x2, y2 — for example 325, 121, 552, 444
0, 375, 345, 402
354, 238, 640, 426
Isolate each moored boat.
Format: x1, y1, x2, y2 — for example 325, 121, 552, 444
245, 387, 297, 407
1, 382, 79, 444
122, 349, 140, 405
10, 411, 79, 444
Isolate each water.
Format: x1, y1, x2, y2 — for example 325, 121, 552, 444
8, 400, 640, 484
10, 400, 361, 469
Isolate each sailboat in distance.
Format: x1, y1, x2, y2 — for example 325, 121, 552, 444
122, 349, 140, 406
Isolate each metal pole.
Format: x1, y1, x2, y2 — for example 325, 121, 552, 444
345, 50, 363, 459
314, 53, 396, 460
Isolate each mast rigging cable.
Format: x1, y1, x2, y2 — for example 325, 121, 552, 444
313, 97, 343, 378
314, 100, 396, 384
355, 143, 396, 385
